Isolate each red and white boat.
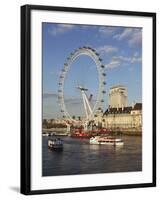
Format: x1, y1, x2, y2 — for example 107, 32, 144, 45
90, 136, 124, 146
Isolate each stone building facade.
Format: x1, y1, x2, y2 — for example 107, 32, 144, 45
101, 103, 142, 130
109, 85, 128, 108
94, 84, 142, 132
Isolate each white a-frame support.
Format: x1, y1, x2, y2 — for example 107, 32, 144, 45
81, 90, 93, 120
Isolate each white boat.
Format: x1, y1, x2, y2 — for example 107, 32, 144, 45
42, 132, 49, 136
90, 136, 124, 146
48, 138, 63, 150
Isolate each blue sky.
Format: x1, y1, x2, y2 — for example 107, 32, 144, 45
42, 23, 142, 119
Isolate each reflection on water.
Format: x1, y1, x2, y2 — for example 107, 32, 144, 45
42, 135, 142, 176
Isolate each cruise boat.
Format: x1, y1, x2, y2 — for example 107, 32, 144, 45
71, 132, 91, 138
71, 129, 92, 138
48, 138, 63, 150
90, 136, 124, 146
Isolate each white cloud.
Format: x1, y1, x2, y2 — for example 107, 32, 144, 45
106, 55, 142, 69
113, 28, 142, 47
112, 55, 142, 63
97, 45, 118, 54
113, 28, 132, 40
99, 27, 118, 36
43, 93, 58, 98
128, 29, 142, 46
106, 60, 121, 69
49, 24, 75, 36
130, 56, 142, 63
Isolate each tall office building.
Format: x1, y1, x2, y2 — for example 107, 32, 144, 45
109, 85, 127, 108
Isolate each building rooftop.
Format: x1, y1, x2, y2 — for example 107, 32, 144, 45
132, 103, 142, 110
110, 85, 126, 89
103, 103, 142, 115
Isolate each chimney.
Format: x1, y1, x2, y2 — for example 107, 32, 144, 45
132, 102, 134, 109
122, 104, 124, 111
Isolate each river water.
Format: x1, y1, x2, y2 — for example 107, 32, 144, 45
42, 135, 142, 176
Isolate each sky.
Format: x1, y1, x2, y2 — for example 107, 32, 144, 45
42, 23, 142, 119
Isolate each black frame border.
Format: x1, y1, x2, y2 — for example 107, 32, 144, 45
20, 4, 156, 195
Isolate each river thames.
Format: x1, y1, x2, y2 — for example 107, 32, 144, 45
42, 135, 142, 176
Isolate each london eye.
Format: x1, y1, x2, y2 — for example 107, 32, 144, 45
58, 46, 106, 129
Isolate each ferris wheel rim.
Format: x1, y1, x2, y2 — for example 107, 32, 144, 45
58, 46, 106, 123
